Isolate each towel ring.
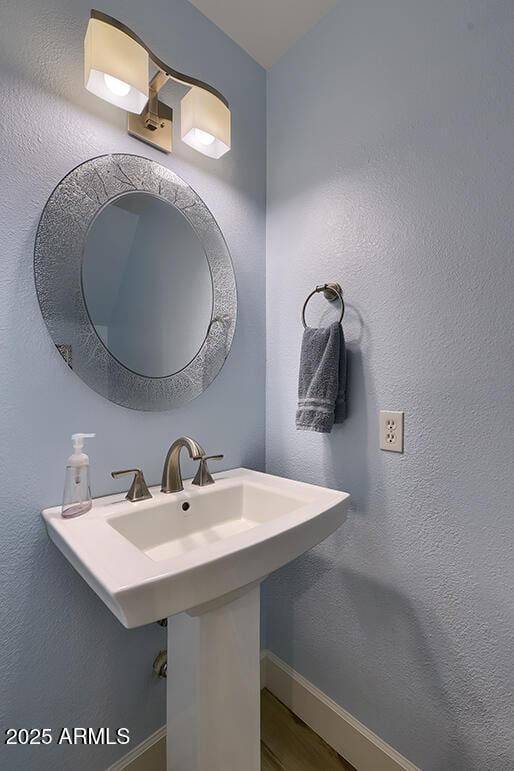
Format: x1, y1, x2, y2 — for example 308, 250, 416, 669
302, 283, 344, 328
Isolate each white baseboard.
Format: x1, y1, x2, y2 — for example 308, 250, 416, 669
108, 650, 420, 771
261, 649, 421, 771
105, 725, 166, 771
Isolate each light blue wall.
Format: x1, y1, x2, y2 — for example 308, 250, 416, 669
0, 0, 265, 768
265, 1, 514, 769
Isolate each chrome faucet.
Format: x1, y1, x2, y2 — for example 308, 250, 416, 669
161, 437, 224, 493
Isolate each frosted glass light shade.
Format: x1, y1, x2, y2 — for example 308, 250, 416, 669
84, 18, 149, 114
181, 87, 231, 159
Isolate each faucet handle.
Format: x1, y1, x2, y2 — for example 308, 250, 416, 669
111, 468, 152, 502
192, 454, 224, 487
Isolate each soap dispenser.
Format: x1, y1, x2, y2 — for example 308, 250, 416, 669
62, 433, 96, 519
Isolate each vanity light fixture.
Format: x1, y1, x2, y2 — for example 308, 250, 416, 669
84, 10, 231, 157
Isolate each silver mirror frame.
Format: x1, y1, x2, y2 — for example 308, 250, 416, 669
34, 154, 237, 411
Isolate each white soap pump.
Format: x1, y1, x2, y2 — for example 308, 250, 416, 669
62, 433, 96, 519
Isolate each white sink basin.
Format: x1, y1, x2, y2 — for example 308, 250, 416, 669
42, 468, 349, 627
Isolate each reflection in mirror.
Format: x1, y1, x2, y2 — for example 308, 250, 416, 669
82, 192, 213, 378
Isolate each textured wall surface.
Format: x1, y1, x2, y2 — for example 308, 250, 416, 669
265, 1, 514, 769
0, 0, 265, 768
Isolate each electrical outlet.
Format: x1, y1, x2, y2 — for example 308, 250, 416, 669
379, 410, 404, 453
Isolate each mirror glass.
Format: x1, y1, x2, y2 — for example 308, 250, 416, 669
82, 192, 213, 378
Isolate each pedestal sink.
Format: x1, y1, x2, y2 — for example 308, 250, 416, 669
42, 468, 350, 770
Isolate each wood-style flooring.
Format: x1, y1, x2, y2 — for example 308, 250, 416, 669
125, 688, 355, 770
261, 688, 355, 771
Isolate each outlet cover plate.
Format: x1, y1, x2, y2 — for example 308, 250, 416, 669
379, 410, 404, 453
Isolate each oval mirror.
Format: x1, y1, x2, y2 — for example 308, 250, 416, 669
34, 155, 236, 411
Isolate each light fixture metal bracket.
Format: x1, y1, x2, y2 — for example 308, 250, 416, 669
128, 71, 173, 152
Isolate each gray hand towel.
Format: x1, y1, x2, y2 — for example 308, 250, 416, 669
296, 321, 346, 433
335, 324, 347, 424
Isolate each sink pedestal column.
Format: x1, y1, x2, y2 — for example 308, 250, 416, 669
167, 584, 261, 771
